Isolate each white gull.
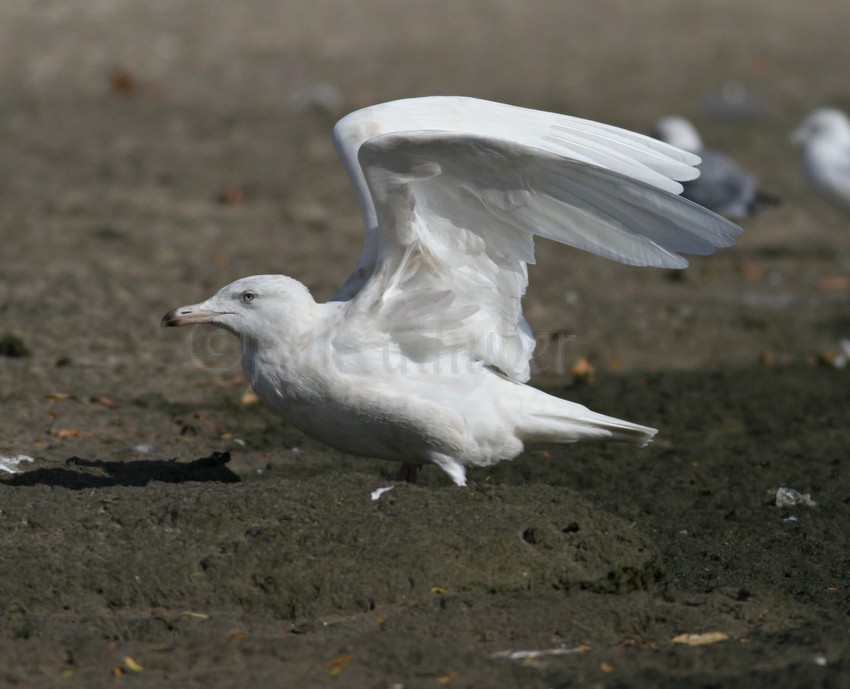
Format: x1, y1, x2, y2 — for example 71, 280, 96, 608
791, 108, 850, 212
162, 96, 741, 486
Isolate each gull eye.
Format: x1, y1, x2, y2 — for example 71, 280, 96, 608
241, 291, 256, 304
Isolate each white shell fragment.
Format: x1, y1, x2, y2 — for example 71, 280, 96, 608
370, 485, 396, 501
0, 455, 35, 474
775, 487, 817, 508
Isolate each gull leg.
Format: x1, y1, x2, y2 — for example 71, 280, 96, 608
395, 462, 422, 483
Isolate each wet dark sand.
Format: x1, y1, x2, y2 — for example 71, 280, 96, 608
1, 1, 849, 686
1, 367, 848, 687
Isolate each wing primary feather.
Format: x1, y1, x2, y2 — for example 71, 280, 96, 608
544, 133, 692, 193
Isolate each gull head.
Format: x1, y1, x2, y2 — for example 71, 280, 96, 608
791, 108, 850, 146
161, 275, 317, 343
650, 116, 704, 154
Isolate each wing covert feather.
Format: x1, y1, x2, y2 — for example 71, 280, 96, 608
331, 96, 705, 299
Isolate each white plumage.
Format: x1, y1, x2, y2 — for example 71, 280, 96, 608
163, 96, 741, 486
791, 108, 850, 211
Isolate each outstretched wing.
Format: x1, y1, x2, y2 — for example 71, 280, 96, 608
332, 96, 708, 300
334, 98, 742, 382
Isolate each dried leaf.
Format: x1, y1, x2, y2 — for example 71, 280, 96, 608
54, 428, 93, 439
217, 185, 246, 205
437, 670, 459, 684
570, 356, 595, 383
327, 653, 354, 677
123, 656, 143, 672
672, 631, 730, 646
110, 68, 138, 95
93, 396, 119, 409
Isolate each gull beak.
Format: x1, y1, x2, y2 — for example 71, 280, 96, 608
161, 304, 225, 327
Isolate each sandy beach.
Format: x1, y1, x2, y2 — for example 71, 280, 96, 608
1, 1, 849, 686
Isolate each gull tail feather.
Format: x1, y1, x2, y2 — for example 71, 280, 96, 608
519, 394, 657, 447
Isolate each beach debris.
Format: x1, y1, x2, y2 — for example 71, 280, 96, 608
108, 67, 165, 100
109, 67, 138, 95
53, 428, 93, 439
370, 485, 395, 501
216, 185, 246, 206
0, 455, 35, 474
491, 645, 589, 661
327, 653, 354, 677
672, 631, 731, 646
774, 487, 817, 508
92, 395, 119, 409
0, 333, 30, 358
827, 339, 850, 369
132, 443, 155, 454
570, 356, 595, 383
123, 656, 143, 672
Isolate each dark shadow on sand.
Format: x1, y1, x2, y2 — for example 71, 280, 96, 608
0, 451, 240, 489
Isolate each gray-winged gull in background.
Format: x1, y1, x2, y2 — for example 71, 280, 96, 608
651, 115, 780, 219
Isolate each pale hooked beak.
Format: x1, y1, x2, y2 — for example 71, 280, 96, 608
161, 304, 226, 327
